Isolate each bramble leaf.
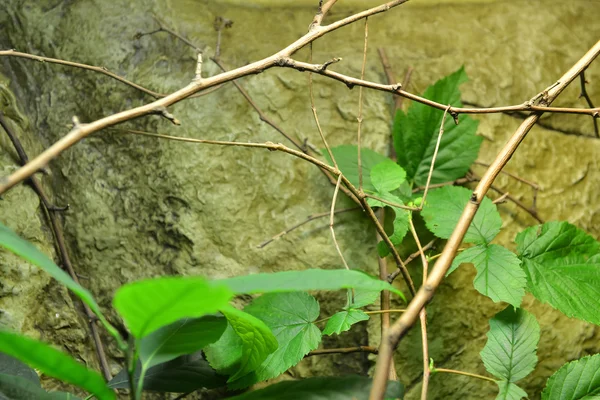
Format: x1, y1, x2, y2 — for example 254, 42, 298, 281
346, 288, 380, 309
322, 309, 369, 336
0, 331, 114, 400
228, 292, 321, 389
370, 160, 407, 193
229, 376, 404, 400
480, 307, 539, 399
322, 145, 389, 192
450, 245, 526, 307
216, 269, 404, 301
421, 186, 501, 245
113, 276, 232, 338
542, 354, 600, 399
393, 67, 482, 186
139, 316, 226, 370
516, 221, 600, 325
496, 381, 528, 400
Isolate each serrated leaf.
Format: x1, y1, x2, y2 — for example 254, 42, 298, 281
0, 374, 81, 400
323, 309, 369, 336
450, 245, 526, 307
229, 376, 404, 400
421, 186, 502, 245
370, 160, 407, 193
0, 331, 114, 400
496, 381, 527, 400
542, 354, 600, 399
113, 276, 233, 338
0, 352, 40, 386
346, 288, 380, 309
0, 223, 118, 343
393, 67, 482, 186
204, 323, 243, 376
322, 145, 389, 192
221, 306, 278, 382
216, 269, 404, 301
516, 221, 600, 325
480, 307, 539, 385
108, 352, 226, 392
228, 292, 322, 389
139, 316, 226, 370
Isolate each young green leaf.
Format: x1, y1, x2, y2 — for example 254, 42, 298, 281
139, 316, 226, 370
0, 352, 40, 385
516, 221, 600, 325
0, 331, 115, 400
109, 352, 226, 392
228, 292, 322, 389
113, 276, 233, 338
215, 269, 404, 301
393, 67, 482, 186
496, 381, 528, 400
322, 309, 369, 336
480, 307, 539, 399
421, 186, 502, 245
228, 376, 404, 400
541, 354, 600, 399
0, 223, 121, 346
0, 374, 81, 400
370, 160, 407, 193
451, 245, 526, 307
322, 145, 389, 192
221, 306, 278, 382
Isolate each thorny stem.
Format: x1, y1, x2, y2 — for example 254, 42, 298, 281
357, 18, 368, 191
369, 38, 600, 400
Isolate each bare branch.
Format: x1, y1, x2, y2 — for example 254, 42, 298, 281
579, 70, 599, 138
357, 18, 369, 191
330, 175, 351, 270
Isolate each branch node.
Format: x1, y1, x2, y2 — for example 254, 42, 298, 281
153, 107, 181, 125
319, 57, 342, 72
391, 83, 402, 91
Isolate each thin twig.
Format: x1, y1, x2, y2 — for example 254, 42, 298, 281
579, 70, 599, 138
311, 0, 340, 28
377, 48, 412, 112
364, 193, 418, 210
357, 18, 369, 191
433, 368, 496, 383
409, 219, 430, 400
330, 175, 350, 270
307, 346, 378, 357
370, 38, 600, 400
473, 161, 539, 189
420, 105, 451, 209
0, 113, 112, 381
257, 207, 359, 248
387, 239, 437, 283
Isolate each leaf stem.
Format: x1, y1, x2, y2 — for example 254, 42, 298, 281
432, 368, 496, 383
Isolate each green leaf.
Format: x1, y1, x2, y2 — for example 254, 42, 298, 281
323, 309, 369, 336
139, 316, 226, 370
366, 192, 410, 258
109, 352, 226, 392
0, 331, 114, 400
228, 376, 404, 400
542, 354, 600, 399
346, 288, 380, 309
0, 223, 120, 345
0, 352, 40, 385
480, 307, 539, 385
228, 292, 322, 389
322, 145, 390, 192
0, 374, 81, 400
516, 221, 600, 325
113, 276, 233, 338
450, 245, 526, 307
216, 269, 404, 302
370, 160, 407, 193
393, 67, 482, 186
421, 186, 502, 245
204, 323, 244, 376
496, 381, 527, 400
221, 306, 278, 382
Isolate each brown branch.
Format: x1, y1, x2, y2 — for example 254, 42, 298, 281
357, 18, 369, 191
0, 112, 112, 381
473, 161, 539, 189
369, 38, 600, 400
307, 346, 378, 357
311, 0, 340, 28
579, 70, 599, 138
257, 207, 359, 248
377, 48, 413, 112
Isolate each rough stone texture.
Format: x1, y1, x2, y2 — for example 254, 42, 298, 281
0, 0, 599, 399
